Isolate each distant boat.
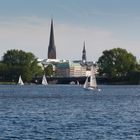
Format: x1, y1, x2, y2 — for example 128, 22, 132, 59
42, 74, 48, 85
18, 75, 24, 85
83, 66, 100, 91
77, 81, 80, 85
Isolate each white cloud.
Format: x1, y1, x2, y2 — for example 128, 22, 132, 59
0, 17, 139, 62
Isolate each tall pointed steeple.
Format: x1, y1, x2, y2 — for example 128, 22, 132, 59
48, 19, 56, 59
82, 42, 87, 63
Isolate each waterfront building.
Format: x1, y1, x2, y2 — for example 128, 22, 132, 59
56, 62, 69, 77
56, 61, 86, 77
69, 62, 86, 77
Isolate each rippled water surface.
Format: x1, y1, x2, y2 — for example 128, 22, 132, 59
0, 85, 140, 139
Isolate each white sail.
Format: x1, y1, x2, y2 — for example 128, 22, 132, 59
83, 76, 89, 89
18, 75, 24, 85
77, 81, 80, 85
42, 74, 48, 85
83, 65, 99, 90
89, 66, 97, 88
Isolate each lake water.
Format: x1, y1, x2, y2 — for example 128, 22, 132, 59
0, 85, 140, 140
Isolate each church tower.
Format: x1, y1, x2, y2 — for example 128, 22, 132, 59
82, 42, 87, 63
48, 19, 56, 59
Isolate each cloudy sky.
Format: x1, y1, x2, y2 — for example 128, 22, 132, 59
0, 0, 140, 62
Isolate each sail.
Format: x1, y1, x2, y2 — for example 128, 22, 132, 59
83, 66, 100, 91
77, 81, 80, 85
42, 74, 48, 85
83, 76, 89, 88
90, 75, 97, 88
18, 75, 24, 85
89, 66, 97, 88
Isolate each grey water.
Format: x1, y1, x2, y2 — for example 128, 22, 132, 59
0, 85, 140, 140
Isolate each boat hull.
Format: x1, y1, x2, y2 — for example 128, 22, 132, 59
84, 87, 101, 91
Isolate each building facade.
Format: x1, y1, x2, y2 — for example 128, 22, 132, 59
56, 61, 86, 77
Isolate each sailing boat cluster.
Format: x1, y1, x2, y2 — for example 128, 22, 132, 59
17, 66, 100, 91
17, 74, 48, 86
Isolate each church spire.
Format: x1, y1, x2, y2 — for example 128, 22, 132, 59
82, 42, 86, 63
48, 19, 56, 59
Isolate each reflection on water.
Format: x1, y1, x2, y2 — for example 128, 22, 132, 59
0, 85, 140, 139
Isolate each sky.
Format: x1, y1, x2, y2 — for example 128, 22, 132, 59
0, 0, 140, 62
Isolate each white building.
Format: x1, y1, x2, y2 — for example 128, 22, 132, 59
56, 61, 86, 77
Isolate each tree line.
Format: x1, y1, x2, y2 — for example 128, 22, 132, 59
0, 49, 53, 83
0, 48, 140, 84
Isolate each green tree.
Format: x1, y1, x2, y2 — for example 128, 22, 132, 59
98, 48, 138, 78
2, 49, 43, 82
0, 62, 8, 81
44, 64, 53, 76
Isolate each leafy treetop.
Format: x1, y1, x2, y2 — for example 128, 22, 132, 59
98, 48, 138, 78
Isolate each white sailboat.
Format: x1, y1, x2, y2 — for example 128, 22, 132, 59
83, 66, 100, 91
18, 75, 24, 85
42, 74, 48, 85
